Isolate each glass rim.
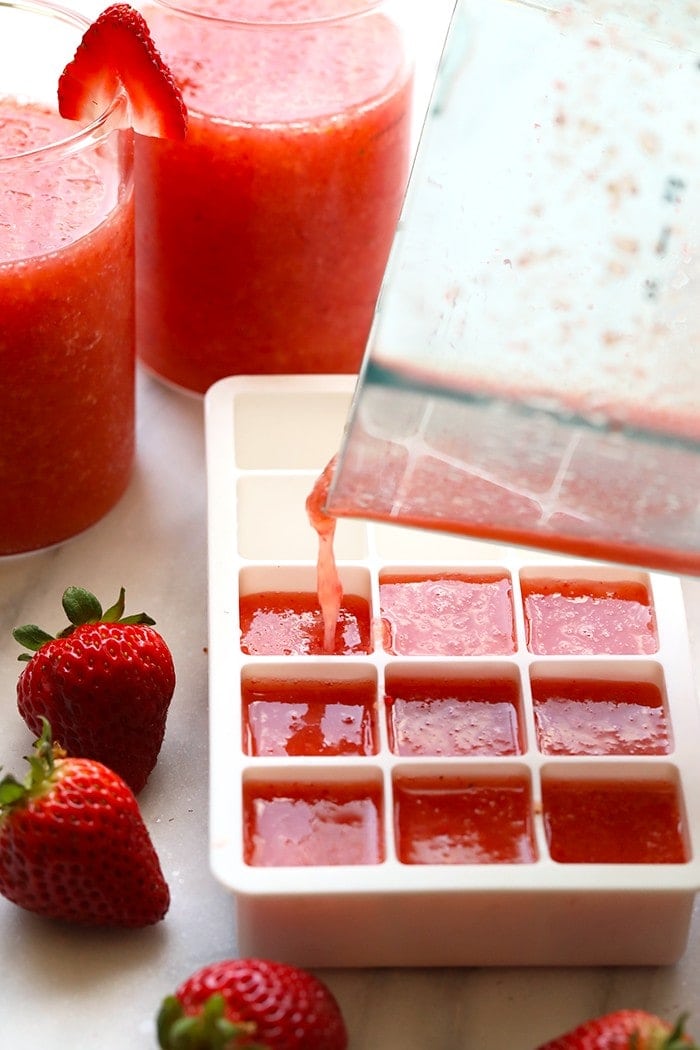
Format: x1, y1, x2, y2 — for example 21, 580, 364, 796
147, 0, 385, 30
0, 0, 127, 170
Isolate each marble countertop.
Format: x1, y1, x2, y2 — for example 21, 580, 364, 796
2, 367, 700, 1049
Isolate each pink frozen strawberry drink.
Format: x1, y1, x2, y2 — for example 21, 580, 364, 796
136, 0, 414, 393
0, 1, 135, 556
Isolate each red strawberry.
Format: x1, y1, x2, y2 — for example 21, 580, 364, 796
157, 957, 348, 1050
0, 720, 169, 927
536, 1009, 698, 1049
58, 3, 187, 138
14, 585, 175, 794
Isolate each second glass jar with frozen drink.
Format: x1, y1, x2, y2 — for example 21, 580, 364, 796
136, 0, 414, 394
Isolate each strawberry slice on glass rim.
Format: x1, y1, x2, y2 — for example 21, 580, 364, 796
58, 2, 187, 139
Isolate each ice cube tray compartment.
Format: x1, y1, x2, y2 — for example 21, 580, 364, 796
206, 375, 700, 967
237, 474, 369, 561
241, 662, 380, 758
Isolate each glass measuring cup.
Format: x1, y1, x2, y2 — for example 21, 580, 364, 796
328, 0, 700, 575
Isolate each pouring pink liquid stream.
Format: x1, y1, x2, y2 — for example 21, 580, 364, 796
306, 456, 344, 653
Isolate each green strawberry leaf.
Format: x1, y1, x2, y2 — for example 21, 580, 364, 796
120, 612, 157, 625
0, 775, 27, 807
61, 586, 104, 626
102, 587, 127, 622
104, 588, 155, 626
12, 624, 55, 658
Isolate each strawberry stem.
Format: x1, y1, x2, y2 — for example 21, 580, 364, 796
0, 719, 58, 810
664, 1013, 700, 1049
157, 993, 269, 1050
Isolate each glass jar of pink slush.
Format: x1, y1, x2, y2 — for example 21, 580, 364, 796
0, 0, 135, 556
136, 0, 414, 394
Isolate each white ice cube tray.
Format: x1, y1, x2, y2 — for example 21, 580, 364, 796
205, 375, 700, 968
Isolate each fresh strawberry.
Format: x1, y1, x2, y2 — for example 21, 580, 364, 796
0, 720, 169, 927
157, 957, 348, 1050
58, 3, 187, 138
13, 585, 175, 794
536, 1009, 698, 1049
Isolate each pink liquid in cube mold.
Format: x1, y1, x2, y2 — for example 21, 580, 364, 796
394, 775, 536, 865
380, 573, 515, 656
244, 780, 383, 866
532, 677, 670, 756
542, 778, 687, 864
239, 591, 372, 655
522, 578, 658, 655
386, 675, 521, 756
243, 677, 377, 756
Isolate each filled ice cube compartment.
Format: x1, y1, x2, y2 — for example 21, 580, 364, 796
243, 769, 384, 867
206, 375, 700, 967
520, 567, 658, 655
241, 664, 379, 757
541, 765, 688, 865
393, 766, 536, 865
379, 569, 516, 655
238, 565, 373, 656
385, 662, 523, 756
530, 661, 671, 756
